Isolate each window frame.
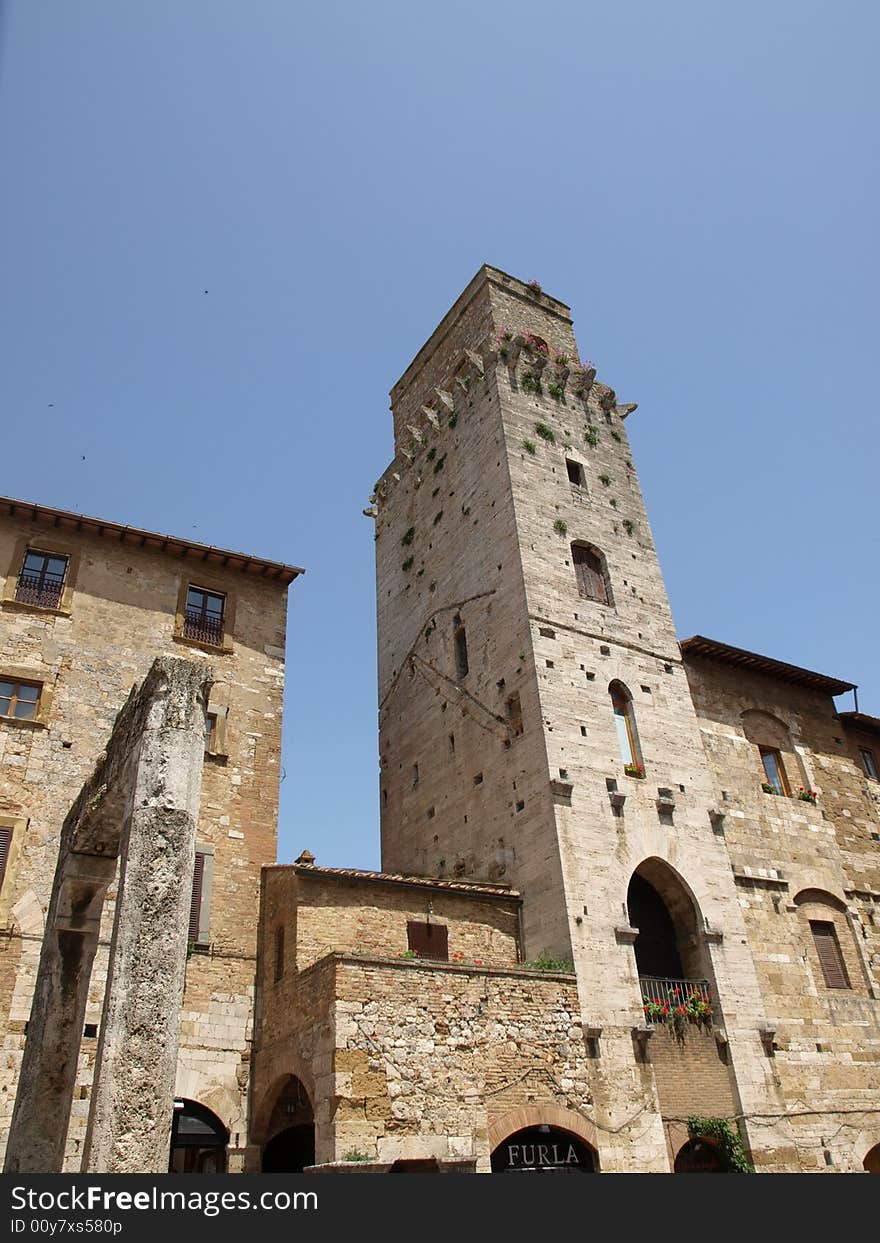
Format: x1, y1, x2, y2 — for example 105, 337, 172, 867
3, 538, 80, 616
610, 681, 642, 773
860, 747, 878, 781
0, 678, 43, 723
809, 919, 851, 990
188, 845, 215, 948
565, 458, 587, 488
0, 815, 28, 928
571, 542, 611, 606
174, 578, 236, 654
0, 666, 53, 729
204, 705, 228, 759
759, 746, 790, 796
406, 920, 449, 962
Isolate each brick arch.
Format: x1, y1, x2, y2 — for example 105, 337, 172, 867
488, 1105, 600, 1158
793, 886, 847, 913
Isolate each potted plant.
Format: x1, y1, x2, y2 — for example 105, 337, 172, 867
624, 762, 645, 778
797, 788, 818, 804
761, 782, 776, 795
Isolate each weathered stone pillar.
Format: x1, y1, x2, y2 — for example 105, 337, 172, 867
3, 657, 211, 1174
82, 660, 210, 1173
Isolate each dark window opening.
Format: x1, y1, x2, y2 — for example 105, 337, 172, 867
861, 748, 878, 780
16, 549, 68, 609
627, 873, 684, 979
453, 614, 469, 679
566, 459, 586, 487
571, 544, 610, 605
83, 1023, 98, 1039
809, 920, 850, 990
506, 693, 524, 737
184, 586, 226, 647
274, 926, 285, 982
204, 712, 217, 753
406, 920, 448, 961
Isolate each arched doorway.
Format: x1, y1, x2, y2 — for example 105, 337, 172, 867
259, 1075, 315, 1173
674, 1138, 723, 1173
168, 1099, 229, 1173
490, 1126, 597, 1173
864, 1143, 880, 1173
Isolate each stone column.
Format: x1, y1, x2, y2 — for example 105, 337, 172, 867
82, 660, 210, 1173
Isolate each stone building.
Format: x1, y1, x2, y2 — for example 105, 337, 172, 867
251, 266, 879, 1174
3, 268, 879, 1175
0, 497, 301, 1171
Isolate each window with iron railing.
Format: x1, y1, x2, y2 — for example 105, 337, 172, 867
15, 550, 68, 610
183, 586, 225, 647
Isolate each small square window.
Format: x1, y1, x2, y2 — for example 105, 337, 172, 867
0, 679, 42, 722
16, 549, 68, 610
184, 585, 226, 647
566, 459, 586, 487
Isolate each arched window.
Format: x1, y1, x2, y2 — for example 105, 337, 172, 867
794, 890, 857, 993
571, 543, 611, 605
610, 681, 642, 773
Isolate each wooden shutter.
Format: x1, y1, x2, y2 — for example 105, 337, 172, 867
188, 852, 205, 944
406, 920, 449, 961
810, 921, 850, 989
0, 827, 12, 890
573, 546, 608, 604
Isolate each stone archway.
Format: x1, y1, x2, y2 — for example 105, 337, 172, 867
488, 1106, 600, 1173
169, 1099, 229, 1174
256, 1075, 315, 1173
674, 1137, 723, 1173
864, 1143, 880, 1173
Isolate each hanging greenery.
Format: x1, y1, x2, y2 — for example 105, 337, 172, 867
686, 1117, 754, 1173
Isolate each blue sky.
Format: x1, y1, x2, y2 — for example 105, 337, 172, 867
1, 2, 876, 868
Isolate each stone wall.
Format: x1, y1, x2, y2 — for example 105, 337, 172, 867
0, 510, 292, 1168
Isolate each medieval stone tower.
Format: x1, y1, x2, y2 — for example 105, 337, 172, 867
372, 266, 783, 1170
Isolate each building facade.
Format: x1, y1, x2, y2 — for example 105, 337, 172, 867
252, 266, 879, 1174
3, 268, 879, 1174
0, 498, 300, 1171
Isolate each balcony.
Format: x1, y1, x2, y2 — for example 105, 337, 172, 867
640, 976, 714, 1029
182, 610, 223, 647
15, 573, 63, 610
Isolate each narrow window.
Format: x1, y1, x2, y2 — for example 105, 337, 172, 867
0, 679, 42, 722
184, 586, 226, 647
16, 549, 68, 609
453, 613, 469, 679
809, 921, 850, 989
571, 544, 610, 605
188, 851, 206, 945
412, 763, 419, 785
760, 746, 789, 796
506, 693, 524, 737
861, 748, 878, 780
0, 826, 12, 892
566, 459, 586, 487
406, 921, 449, 962
610, 682, 642, 773
274, 926, 285, 982
204, 712, 218, 754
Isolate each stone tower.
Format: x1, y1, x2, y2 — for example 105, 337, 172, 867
372, 266, 779, 1170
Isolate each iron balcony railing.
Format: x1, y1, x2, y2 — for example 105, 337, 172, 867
183, 610, 223, 647
15, 573, 63, 609
640, 975, 714, 1022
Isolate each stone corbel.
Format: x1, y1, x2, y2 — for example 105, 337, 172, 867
608, 790, 626, 811
599, 387, 617, 412
708, 807, 726, 833
406, 425, 425, 447
632, 1025, 654, 1053
758, 1024, 777, 1055
712, 1026, 728, 1048
704, 927, 724, 945
614, 924, 638, 945
506, 336, 524, 367
573, 366, 596, 399
616, 403, 638, 418
583, 1024, 602, 1041
434, 388, 454, 411
656, 792, 676, 815
464, 349, 484, 377
528, 352, 548, 377
421, 406, 440, 429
